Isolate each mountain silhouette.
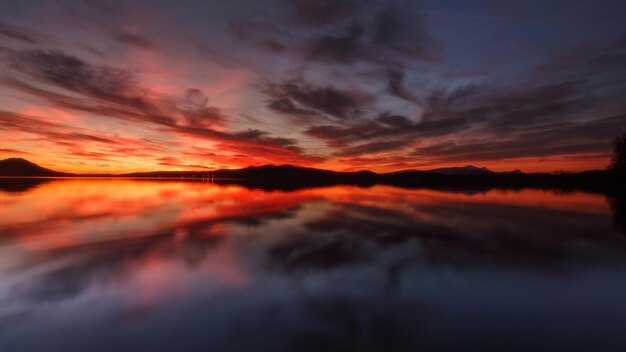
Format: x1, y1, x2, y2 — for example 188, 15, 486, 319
0, 158, 624, 193
124, 164, 379, 190
391, 165, 524, 176
0, 158, 66, 176
428, 165, 494, 176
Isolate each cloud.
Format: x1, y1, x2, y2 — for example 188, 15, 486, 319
370, 5, 433, 61
305, 110, 477, 157
304, 72, 618, 160
228, 1, 624, 167
304, 22, 365, 64
229, 19, 288, 53
9, 49, 175, 124
412, 113, 626, 162
263, 78, 371, 121
424, 84, 481, 112
423, 81, 588, 132
234, 0, 438, 66
0, 148, 30, 155
181, 89, 227, 129
0, 110, 124, 150
2, 1, 625, 172
112, 30, 155, 50
2, 49, 317, 163
299, 8, 437, 65
387, 68, 424, 108
0, 22, 39, 44
286, 0, 360, 26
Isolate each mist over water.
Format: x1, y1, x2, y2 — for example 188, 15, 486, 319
1, 179, 626, 351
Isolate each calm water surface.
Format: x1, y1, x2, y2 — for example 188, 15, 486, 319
1, 179, 626, 351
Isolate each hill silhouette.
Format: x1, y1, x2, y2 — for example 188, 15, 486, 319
123, 164, 379, 190
0, 158, 67, 177
428, 165, 495, 175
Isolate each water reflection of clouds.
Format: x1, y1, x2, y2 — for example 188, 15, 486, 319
1, 180, 626, 351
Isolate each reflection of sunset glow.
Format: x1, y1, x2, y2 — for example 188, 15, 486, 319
1, 180, 625, 351
0, 180, 612, 258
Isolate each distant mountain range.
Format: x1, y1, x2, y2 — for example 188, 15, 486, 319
0, 158, 623, 191
393, 165, 524, 176
0, 158, 523, 177
429, 165, 523, 176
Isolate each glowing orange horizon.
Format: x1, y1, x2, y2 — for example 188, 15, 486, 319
2, 152, 611, 174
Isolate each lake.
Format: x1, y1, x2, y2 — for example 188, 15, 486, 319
1, 179, 626, 351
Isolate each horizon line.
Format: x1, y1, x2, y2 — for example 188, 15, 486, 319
0, 157, 610, 176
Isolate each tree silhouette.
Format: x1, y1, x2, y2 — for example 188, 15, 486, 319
609, 133, 626, 171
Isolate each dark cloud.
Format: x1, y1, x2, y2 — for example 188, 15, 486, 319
112, 30, 155, 50
387, 69, 424, 108
311, 109, 472, 139
9, 49, 170, 123
234, 1, 437, 66
2, 49, 317, 162
264, 78, 371, 121
286, 0, 360, 26
531, 35, 626, 88
229, 19, 289, 53
425, 84, 481, 112
305, 112, 463, 156
304, 22, 365, 64
235, 1, 625, 165
371, 5, 433, 60
261, 38, 287, 53
0, 22, 39, 44
422, 80, 592, 134
493, 81, 580, 112
412, 113, 626, 162
304, 73, 613, 159
4, 51, 197, 129
393, 76, 621, 163
0, 110, 116, 146
300, 9, 436, 65
181, 89, 227, 128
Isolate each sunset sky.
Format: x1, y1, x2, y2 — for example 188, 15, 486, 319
1, 0, 625, 173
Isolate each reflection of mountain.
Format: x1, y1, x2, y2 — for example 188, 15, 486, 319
0, 177, 53, 193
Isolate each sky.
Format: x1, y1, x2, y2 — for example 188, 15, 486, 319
0, 0, 625, 173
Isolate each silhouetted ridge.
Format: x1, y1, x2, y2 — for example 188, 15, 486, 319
0, 158, 66, 176
391, 166, 524, 176
428, 165, 494, 176
211, 164, 378, 190
1, 158, 624, 192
